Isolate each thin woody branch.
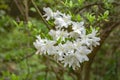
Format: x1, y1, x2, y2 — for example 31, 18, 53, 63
82, 22, 120, 80
75, 2, 120, 13
13, 0, 25, 16
31, 0, 51, 30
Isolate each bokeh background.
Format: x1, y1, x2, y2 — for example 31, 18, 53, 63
0, 0, 120, 80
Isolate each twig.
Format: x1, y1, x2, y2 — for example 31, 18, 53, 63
13, 0, 25, 16
17, 52, 35, 63
75, 2, 104, 13
43, 55, 66, 71
24, 0, 29, 23
31, 0, 51, 30
75, 2, 120, 13
24, 59, 30, 80
2, 52, 35, 63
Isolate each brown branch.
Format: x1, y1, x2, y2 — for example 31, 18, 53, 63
31, 0, 51, 30
24, 0, 29, 23
75, 2, 104, 14
82, 22, 120, 80
2, 52, 35, 63
43, 55, 66, 71
75, 2, 120, 13
18, 52, 35, 63
13, 0, 25, 16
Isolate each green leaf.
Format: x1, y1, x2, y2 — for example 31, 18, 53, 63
28, 21, 33, 29
78, 0, 84, 6
76, 14, 82, 21
69, 1, 73, 7
11, 74, 20, 80
57, 37, 62, 44
85, 13, 95, 24
104, 10, 109, 16
30, 7, 36, 12
13, 20, 19, 27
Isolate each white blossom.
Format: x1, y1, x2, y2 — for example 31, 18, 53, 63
33, 36, 47, 54
72, 21, 86, 35
49, 29, 69, 41
62, 51, 80, 70
54, 14, 72, 28
53, 10, 63, 18
87, 29, 100, 47
74, 40, 91, 55
33, 7, 100, 70
43, 7, 54, 20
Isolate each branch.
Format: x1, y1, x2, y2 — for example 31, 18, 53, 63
31, 0, 51, 30
24, 0, 29, 23
43, 55, 66, 71
13, 0, 25, 16
82, 22, 120, 80
2, 52, 35, 63
18, 52, 35, 63
75, 2, 120, 13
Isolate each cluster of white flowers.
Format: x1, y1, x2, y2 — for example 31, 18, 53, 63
33, 7, 100, 70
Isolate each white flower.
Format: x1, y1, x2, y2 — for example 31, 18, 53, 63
72, 21, 86, 35
69, 32, 80, 38
56, 43, 69, 55
79, 28, 100, 50
74, 40, 91, 55
33, 36, 47, 54
53, 10, 63, 18
49, 29, 69, 41
43, 40, 56, 55
75, 51, 89, 63
62, 50, 89, 70
33, 7, 100, 70
43, 7, 54, 20
54, 14, 72, 28
80, 34, 91, 47
61, 50, 80, 70
63, 41, 74, 51
87, 29, 100, 49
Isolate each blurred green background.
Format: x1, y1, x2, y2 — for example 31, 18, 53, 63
0, 0, 120, 80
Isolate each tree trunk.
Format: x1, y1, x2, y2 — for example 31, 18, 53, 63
76, 22, 120, 80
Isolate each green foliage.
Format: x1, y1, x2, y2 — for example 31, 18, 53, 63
98, 10, 109, 21
0, 0, 120, 80
0, 15, 14, 33
85, 13, 96, 24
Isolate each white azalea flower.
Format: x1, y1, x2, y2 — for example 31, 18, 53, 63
62, 50, 80, 70
63, 41, 74, 51
62, 50, 89, 70
43, 40, 56, 55
49, 29, 69, 41
80, 35, 91, 47
33, 7, 100, 70
74, 40, 91, 55
87, 29, 100, 46
57, 43, 68, 55
69, 32, 80, 38
33, 36, 47, 54
54, 14, 72, 28
43, 7, 54, 20
75, 51, 89, 63
72, 21, 86, 35
53, 10, 63, 18
87, 29, 100, 49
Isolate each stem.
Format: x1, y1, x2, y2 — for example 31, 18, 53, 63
82, 22, 120, 80
31, 0, 51, 30
13, 0, 24, 16
24, 0, 29, 23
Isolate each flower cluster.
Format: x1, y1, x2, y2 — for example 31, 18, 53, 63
33, 7, 100, 70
